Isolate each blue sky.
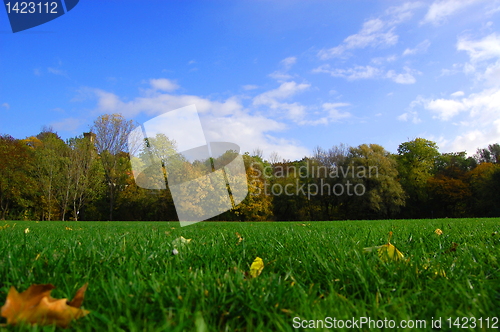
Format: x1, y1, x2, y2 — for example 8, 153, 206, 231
1, 0, 500, 160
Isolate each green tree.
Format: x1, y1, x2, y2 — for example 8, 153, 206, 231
396, 138, 440, 218
312, 144, 350, 220
91, 114, 137, 220
267, 159, 310, 221
66, 135, 106, 221
427, 152, 475, 218
26, 131, 69, 221
341, 144, 405, 219
467, 162, 500, 217
435, 152, 476, 173
475, 143, 500, 164
133, 133, 185, 221
0, 135, 34, 220
234, 154, 274, 221
427, 172, 471, 218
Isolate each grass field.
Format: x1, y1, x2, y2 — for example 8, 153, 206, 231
0, 219, 499, 331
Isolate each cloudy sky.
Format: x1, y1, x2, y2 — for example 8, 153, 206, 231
1, 0, 500, 160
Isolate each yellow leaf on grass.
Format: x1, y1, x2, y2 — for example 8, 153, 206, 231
249, 257, 264, 278
364, 231, 405, 262
172, 236, 192, 248
418, 259, 447, 278
378, 243, 405, 262
0, 283, 89, 328
378, 231, 405, 262
435, 228, 443, 235
235, 232, 243, 245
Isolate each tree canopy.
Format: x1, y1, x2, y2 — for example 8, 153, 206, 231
1, 115, 499, 221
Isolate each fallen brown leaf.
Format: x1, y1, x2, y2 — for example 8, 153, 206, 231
0, 283, 89, 328
444, 242, 459, 254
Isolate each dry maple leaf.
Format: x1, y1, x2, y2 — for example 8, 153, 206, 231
0, 283, 89, 328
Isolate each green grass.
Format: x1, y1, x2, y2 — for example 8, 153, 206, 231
0, 219, 499, 331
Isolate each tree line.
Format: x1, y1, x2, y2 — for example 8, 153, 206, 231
1, 113, 499, 221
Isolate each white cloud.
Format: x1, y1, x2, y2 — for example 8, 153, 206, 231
399, 95, 426, 123
322, 102, 351, 121
414, 30, 500, 154
94, 89, 122, 112
313, 65, 382, 80
250, 81, 350, 126
397, 110, 421, 124
253, 81, 310, 106
1, 102, 10, 110
343, 19, 398, 49
268, 71, 293, 81
281, 56, 297, 68
462, 88, 500, 121
385, 2, 425, 24
456, 33, 500, 87
242, 84, 259, 91
445, 123, 500, 155
486, 2, 500, 15
482, 60, 500, 86
440, 63, 464, 77
314, 64, 418, 84
51, 117, 83, 132
457, 33, 500, 63
422, 0, 485, 25
317, 3, 423, 60
253, 81, 311, 123
398, 113, 409, 121
47, 67, 67, 76
371, 55, 398, 64
451, 91, 464, 97
83, 85, 311, 160
418, 88, 500, 152
269, 56, 297, 82
286, 102, 351, 126
402, 39, 431, 56
386, 67, 418, 84
318, 19, 399, 59
425, 98, 467, 120
149, 78, 179, 92
201, 113, 310, 160
87, 85, 241, 118
317, 45, 345, 60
